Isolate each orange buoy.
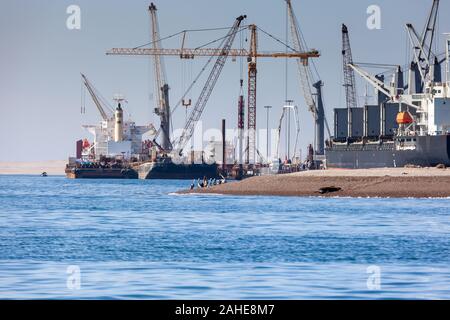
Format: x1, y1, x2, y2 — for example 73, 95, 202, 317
396, 112, 414, 124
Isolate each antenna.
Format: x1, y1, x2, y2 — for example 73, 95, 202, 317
113, 94, 127, 105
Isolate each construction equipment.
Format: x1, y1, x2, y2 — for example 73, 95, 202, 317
172, 15, 247, 156
246, 25, 257, 164
341, 24, 359, 142
285, 0, 329, 157
342, 24, 358, 110
406, 0, 440, 91
149, 3, 172, 151
348, 63, 417, 110
312, 80, 325, 155
285, 0, 316, 115
107, 47, 319, 59
107, 26, 320, 162
275, 105, 300, 160
81, 73, 112, 121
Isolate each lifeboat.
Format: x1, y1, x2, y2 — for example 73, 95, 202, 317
82, 139, 90, 149
396, 112, 414, 124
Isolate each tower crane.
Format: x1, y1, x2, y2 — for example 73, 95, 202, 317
107, 6, 320, 160
342, 24, 358, 110
149, 3, 172, 151
106, 43, 320, 158
246, 25, 257, 164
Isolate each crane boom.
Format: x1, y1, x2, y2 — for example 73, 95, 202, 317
107, 47, 319, 59
348, 63, 392, 97
286, 0, 316, 115
149, 3, 172, 151
420, 0, 439, 73
349, 63, 419, 110
342, 24, 358, 110
81, 73, 111, 121
173, 15, 247, 156
406, 0, 440, 92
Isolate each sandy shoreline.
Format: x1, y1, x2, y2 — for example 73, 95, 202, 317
181, 168, 450, 198
0, 161, 66, 175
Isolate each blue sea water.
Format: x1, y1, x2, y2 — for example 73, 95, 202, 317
0, 174, 449, 299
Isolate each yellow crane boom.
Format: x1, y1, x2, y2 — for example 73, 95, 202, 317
106, 47, 319, 61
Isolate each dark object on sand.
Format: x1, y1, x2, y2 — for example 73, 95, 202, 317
436, 164, 446, 169
41, 172, 48, 177
318, 186, 341, 194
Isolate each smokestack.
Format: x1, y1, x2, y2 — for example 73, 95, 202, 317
114, 103, 124, 142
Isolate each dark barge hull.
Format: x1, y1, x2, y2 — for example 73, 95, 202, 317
325, 135, 450, 169
138, 162, 219, 179
65, 167, 138, 179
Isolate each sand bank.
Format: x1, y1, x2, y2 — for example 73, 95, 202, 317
0, 161, 66, 175
181, 168, 450, 198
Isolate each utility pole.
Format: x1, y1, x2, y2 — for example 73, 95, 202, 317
264, 105, 272, 161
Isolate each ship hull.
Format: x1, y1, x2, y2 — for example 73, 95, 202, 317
326, 135, 450, 169
138, 162, 219, 180
65, 167, 138, 179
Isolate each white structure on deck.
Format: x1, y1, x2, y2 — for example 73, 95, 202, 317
81, 74, 155, 160
348, 33, 450, 137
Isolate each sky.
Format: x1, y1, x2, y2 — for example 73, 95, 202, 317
1, 0, 449, 162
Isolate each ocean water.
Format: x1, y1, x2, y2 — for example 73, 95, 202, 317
0, 175, 449, 299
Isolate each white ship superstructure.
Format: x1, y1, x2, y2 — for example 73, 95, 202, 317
80, 74, 155, 160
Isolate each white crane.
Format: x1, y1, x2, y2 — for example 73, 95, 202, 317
275, 105, 300, 161
81, 73, 113, 121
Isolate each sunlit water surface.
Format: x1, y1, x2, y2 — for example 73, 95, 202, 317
0, 175, 449, 299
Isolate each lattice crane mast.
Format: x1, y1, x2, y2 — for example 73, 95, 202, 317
246, 25, 257, 164
342, 24, 358, 110
107, 11, 320, 160
149, 3, 172, 151
286, 0, 316, 116
172, 15, 247, 156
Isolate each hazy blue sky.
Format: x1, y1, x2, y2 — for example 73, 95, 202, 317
1, 0, 449, 161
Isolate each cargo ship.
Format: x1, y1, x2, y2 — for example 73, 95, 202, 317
66, 74, 225, 180
66, 4, 241, 180
326, 90, 450, 168
325, 2, 450, 169
66, 75, 155, 179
